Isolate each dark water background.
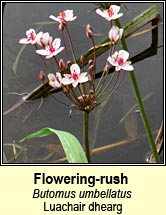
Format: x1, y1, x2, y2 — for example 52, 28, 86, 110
3, 2, 164, 164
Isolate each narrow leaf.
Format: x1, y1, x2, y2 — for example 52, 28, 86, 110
12, 44, 26, 74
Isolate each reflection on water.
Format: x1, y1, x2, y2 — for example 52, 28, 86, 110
3, 3, 164, 164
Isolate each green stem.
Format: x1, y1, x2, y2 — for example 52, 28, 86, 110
115, 19, 160, 163
83, 111, 91, 162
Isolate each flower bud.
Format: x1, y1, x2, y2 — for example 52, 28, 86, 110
63, 86, 70, 94
38, 71, 45, 81
88, 59, 93, 66
80, 55, 85, 64
66, 60, 72, 67
86, 24, 93, 38
89, 64, 95, 73
78, 96, 84, 103
103, 65, 109, 73
88, 74, 92, 82
89, 89, 94, 95
59, 58, 65, 70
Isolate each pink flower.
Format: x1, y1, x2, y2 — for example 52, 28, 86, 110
36, 38, 64, 59
49, 10, 77, 24
19, 29, 43, 44
107, 50, 134, 71
37, 32, 53, 47
108, 26, 123, 44
62, 63, 88, 88
48, 72, 62, 88
96, 5, 123, 21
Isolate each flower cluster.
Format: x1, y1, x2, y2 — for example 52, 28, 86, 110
19, 5, 134, 113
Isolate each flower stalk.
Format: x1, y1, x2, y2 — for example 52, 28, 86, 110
65, 26, 77, 62
83, 111, 91, 162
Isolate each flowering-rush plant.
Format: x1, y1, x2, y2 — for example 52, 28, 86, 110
19, 4, 160, 163
19, 5, 134, 163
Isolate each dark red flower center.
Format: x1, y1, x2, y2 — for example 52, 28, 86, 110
117, 58, 124, 66
107, 8, 114, 17
48, 44, 55, 53
28, 32, 36, 40
72, 71, 79, 80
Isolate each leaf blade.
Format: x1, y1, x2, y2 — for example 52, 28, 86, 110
20, 127, 88, 163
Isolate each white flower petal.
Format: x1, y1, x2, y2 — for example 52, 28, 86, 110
111, 5, 120, 14
111, 13, 123, 20
70, 64, 80, 75
48, 73, 61, 88
64, 10, 72, 19
61, 77, 73, 85
46, 54, 54, 59
19, 38, 30, 44
79, 72, 88, 78
72, 80, 79, 88
53, 47, 64, 56
49, 15, 61, 23
122, 64, 134, 71
36, 49, 49, 56
119, 50, 129, 62
48, 73, 56, 81
49, 81, 59, 88
78, 76, 89, 84
62, 10, 77, 21
96, 9, 107, 18
56, 72, 62, 81
26, 29, 35, 36
37, 32, 51, 46
107, 56, 117, 66
53, 38, 61, 50
35, 31, 43, 39
112, 51, 119, 59
115, 65, 122, 71
109, 26, 123, 43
